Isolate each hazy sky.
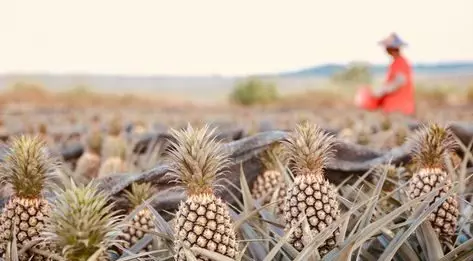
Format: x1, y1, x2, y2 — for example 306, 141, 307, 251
0, 0, 472, 76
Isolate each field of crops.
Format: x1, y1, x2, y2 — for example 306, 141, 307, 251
0, 88, 472, 261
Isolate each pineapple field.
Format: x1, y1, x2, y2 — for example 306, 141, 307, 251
0, 93, 473, 261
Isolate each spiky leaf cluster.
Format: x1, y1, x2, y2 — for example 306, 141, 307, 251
102, 135, 127, 160
108, 117, 122, 136
259, 143, 286, 171
86, 131, 103, 155
408, 123, 457, 169
281, 122, 336, 177
41, 181, 124, 261
166, 124, 230, 196
124, 182, 155, 210
0, 135, 57, 198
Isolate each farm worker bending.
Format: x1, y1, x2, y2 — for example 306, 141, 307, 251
371, 33, 416, 116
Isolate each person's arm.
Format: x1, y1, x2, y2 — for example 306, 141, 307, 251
372, 73, 406, 98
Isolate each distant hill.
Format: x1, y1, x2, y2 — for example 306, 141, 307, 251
0, 62, 472, 102
278, 61, 473, 77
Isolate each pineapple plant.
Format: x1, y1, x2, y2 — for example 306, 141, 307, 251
74, 131, 103, 182
166, 124, 239, 261
251, 143, 287, 215
0, 118, 7, 142
337, 128, 356, 143
0, 135, 58, 260
89, 114, 102, 134
38, 123, 47, 136
132, 120, 148, 135
102, 116, 126, 159
41, 181, 124, 261
281, 122, 341, 255
380, 115, 392, 131
119, 182, 157, 254
407, 123, 460, 242
98, 141, 128, 178
37, 123, 53, 146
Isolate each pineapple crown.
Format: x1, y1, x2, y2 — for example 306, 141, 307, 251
0, 135, 58, 198
108, 117, 122, 136
113, 141, 127, 160
38, 123, 48, 135
166, 124, 230, 196
394, 125, 409, 146
41, 181, 124, 261
133, 121, 148, 134
281, 122, 337, 177
86, 131, 103, 155
408, 122, 457, 170
123, 182, 155, 210
103, 136, 127, 160
259, 143, 286, 171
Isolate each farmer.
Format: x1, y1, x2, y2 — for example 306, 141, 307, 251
372, 33, 415, 116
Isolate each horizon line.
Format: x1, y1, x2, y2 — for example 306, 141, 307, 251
1, 59, 473, 78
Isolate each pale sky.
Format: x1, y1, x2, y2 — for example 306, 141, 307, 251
0, 0, 472, 76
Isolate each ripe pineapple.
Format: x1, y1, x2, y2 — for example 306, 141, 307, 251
101, 116, 126, 159
89, 114, 102, 134
281, 122, 341, 255
407, 123, 459, 242
74, 131, 103, 182
98, 141, 128, 178
119, 182, 157, 253
41, 181, 124, 261
0, 135, 58, 260
251, 143, 287, 215
166, 124, 239, 261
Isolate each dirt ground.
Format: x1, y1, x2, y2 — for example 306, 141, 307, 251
0, 85, 472, 137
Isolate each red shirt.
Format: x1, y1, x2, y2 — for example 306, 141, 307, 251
379, 55, 415, 116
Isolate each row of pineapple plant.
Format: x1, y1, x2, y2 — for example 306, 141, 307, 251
74, 117, 129, 183
0, 124, 240, 260
243, 121, 466, 259
0, 136, 124, 260
0, 119, 470, 260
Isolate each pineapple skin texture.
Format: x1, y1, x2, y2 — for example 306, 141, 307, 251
251, 170, 287, 215
0, 197, 51, 261
174, 194, 238, 261
120, 209, 155, 253
408, 168, 459, 240
284, 174, 340, 255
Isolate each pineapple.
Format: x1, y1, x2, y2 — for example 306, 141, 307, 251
102, 116, 126, 159
90, 114, 102, 133
337, 128, 356, 143
0, 135, 58, 260
166, 124, 239, 261
41, 181, 124, 261
380, 115, 392, 131
132, 120, 148, 135
119, 182, 157, 253
281, 122, 341, 255
37, 123, 53, 146
251, 143, 287, 215
407, 123, 459, 242
74, 132, 103, 182
38, 123, 47, 136
98, 141, 128, 178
